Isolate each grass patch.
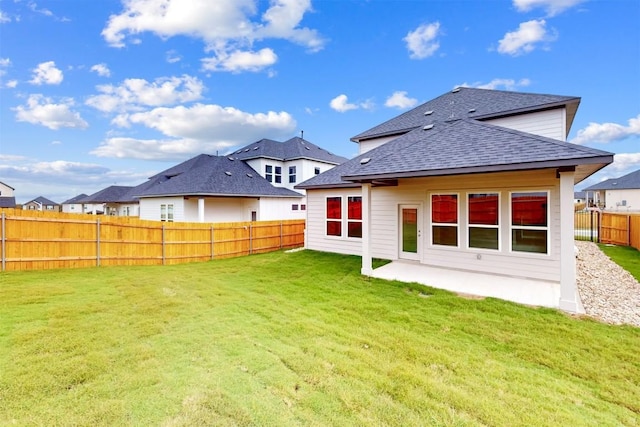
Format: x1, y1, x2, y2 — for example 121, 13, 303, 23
598, 244, 640, 281
1, 250, 639, 426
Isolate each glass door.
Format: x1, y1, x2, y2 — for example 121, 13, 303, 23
399, 205, 420, 260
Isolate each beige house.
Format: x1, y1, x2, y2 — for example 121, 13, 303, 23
297, 87, 613, 312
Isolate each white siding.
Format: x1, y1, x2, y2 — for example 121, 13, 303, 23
246, 157, 341, 193
306, 169, 564, 282
359, 135, 398, 154
486, 108, 567, 141
603, 189, 640, 212
305, 189, 363, 255
259, 198, 306, 220
0, 182, 15, 197
139, 197, 184, 221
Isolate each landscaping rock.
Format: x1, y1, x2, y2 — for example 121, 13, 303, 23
576, 241, 640, 327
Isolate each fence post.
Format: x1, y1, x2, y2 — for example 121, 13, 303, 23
628, 214, 632, 246
162, 223, 166, 265
1, 212, 5, 272
96, 218, 101, 267
280, 221, 283, 249
249, 223, 253, 254
596, 211, 601, 243
211, 225, 219, 259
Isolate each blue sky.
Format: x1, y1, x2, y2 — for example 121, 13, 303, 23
0, 0, 638, 204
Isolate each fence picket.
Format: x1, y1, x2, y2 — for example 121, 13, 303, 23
0, 208, 304, 271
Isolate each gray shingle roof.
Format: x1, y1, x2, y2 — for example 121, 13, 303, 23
582, 169, 640, 190
231, 137, 348, 165
61, 194, 89, 204
297, 88, 612, 189
26, 196, 59, 206
352, 87, 580, 141
0, 197, 16, 208
297, 120, 612, 190
134, 154, 302, 198
80, 186, 135, 203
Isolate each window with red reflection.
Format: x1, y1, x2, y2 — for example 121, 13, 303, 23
326, 197, 342, 236
431, 194, 458, 246
347, 196, 362, 238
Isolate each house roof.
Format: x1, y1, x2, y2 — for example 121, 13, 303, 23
80, 186, 135, 204
25, 196, 59, 206
134, 154, 303, 199
352, 87, 580, 142
61, 194, 89, 204
0, 197, 16, 208
582, 169, 640, 190
297, 88, 613, 190
230, 137, 348, 165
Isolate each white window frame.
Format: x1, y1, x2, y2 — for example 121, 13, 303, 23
324, 195, 362, 239
509, 190, 550, 255
467, 192, 500, 251
429, 193, 459, 248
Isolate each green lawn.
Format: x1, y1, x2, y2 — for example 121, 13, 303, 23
599, 244, 640, 281
1, 250, 639, 426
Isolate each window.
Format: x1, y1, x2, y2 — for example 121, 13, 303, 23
347, 196, 362, 238
511, 192, 548, 254
292, 204, 299, 211
301, 204, 306, 211
468, 193, 499, 250
275, 166, 282, 183
325, 196, 362, 238
289, 166, 297, 183
326, 197, 342, 236
431, 194, 458, 246
314, 167, 321, 175
161, 204, 174, 222
265, 165, 273, 182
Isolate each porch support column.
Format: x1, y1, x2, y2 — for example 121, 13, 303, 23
558, 170, 581, 313
198, 198, 205, 223
361, 183, 373, 275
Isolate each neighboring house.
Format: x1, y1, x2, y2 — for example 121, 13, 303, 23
573, 191, 587, 204
134, 154, 306, 223
79, 186, 138, 216
84, 136, 346, 223
297, 87, 613, 313
582, 169, 640, 212
60, 193, 90, 213
0, 181, 17, 208
22, 196, 60, 212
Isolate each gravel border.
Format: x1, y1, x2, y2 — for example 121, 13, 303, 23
576, 241, 640, 327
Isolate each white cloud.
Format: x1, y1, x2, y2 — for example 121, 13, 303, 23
404, 22, 441, 59
329, 94, 358, 113
92, 103, 296, 160
166, 50, 182, 63
86, 75, 205, 113
90, 63, 111, 77
385, 91, 418, 109
6, 80, 18, 88
571, 114, 640, 145
14, 94, 88, 130
0, 10, 11, 23
201, 48, 277, 72
513, 0, 585, 17
458, 78, 532, 91
0, 57, 10, 80
101, 0, 324, 72
497, 20, 555, 56
608, 153, 640, 173
29, 61, 63, 85
0, 158, 150, 204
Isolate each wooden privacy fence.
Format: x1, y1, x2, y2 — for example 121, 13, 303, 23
0, 209, 305, 272
599, 213, 640, 250
574, 210, 640, 250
